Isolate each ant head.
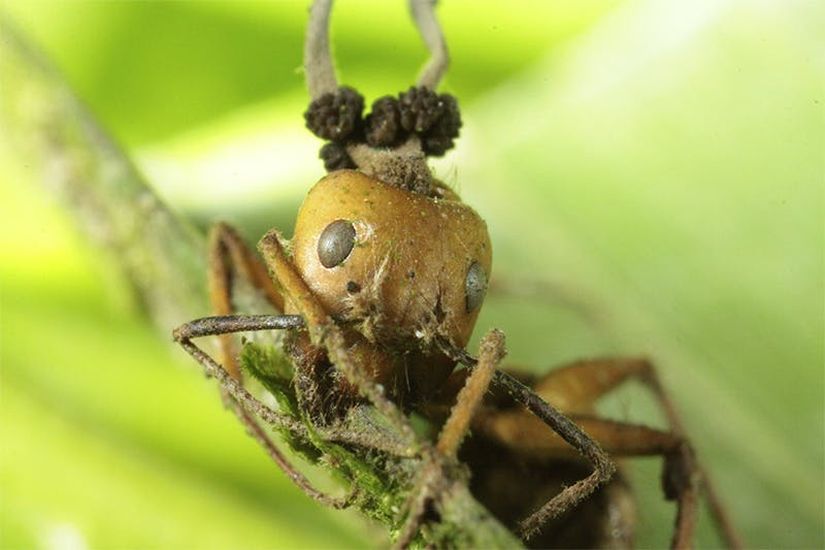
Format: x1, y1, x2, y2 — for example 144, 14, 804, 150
291, 170, 491, 351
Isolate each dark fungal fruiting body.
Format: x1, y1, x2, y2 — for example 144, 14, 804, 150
398, 86, 444, 133
365, 96, 402, 147
319, 142, 356, 171
420, 93, 461, 156
304, 86, 365, 142
305, 85, 463, 184
397, 87, 462, 156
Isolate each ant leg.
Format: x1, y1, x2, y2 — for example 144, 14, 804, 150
529, 357, 743, 549
436, 329, 505, 457
409, 0, 449, 89
491, 371, 616, 541
438, 341, 616, 543
201, 226, 360, 504
173, 314, 354, 509
208, 222, 285, 380
473, 409, 706, 549
258, 230, 418, 448
393, 330, 506, 549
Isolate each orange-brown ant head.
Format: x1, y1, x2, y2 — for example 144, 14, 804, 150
291, 169, 492, 352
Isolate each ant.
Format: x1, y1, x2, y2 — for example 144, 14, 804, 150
173, 1, 742, 548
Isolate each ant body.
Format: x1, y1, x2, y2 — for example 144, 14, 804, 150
173, 1, 741, 547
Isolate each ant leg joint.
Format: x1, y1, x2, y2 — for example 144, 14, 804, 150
596, 453, 617, 484
663, 440, 699, 501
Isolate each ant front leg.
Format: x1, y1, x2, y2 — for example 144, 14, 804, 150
172, 314, 353, 509
393, 330, 506, 549
208, 222, 286, 380
473, 407, 697, 547
179, 223, 355, 508
198, 224, 357, 505
491, 372, 616, 541
439, 341, 617, 543
258, 230, 418, 449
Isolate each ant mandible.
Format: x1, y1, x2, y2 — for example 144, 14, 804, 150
173, 1, 742, 548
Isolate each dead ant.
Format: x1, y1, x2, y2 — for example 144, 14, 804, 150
173, 1, 743, 548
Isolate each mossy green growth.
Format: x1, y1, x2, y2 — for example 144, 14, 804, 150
239, 340, 410, 523
239, 339, 521, 548
240, 340, 299, 416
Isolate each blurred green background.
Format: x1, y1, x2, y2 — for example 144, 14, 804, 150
1, 1, 822, 548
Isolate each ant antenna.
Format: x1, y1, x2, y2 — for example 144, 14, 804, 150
409, 0, 450, 90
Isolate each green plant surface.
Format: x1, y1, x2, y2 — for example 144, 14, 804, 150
1, 1, 822, 548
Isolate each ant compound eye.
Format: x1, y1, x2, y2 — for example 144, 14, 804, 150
465, 261, 487, 312
318, 219, 356, 268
